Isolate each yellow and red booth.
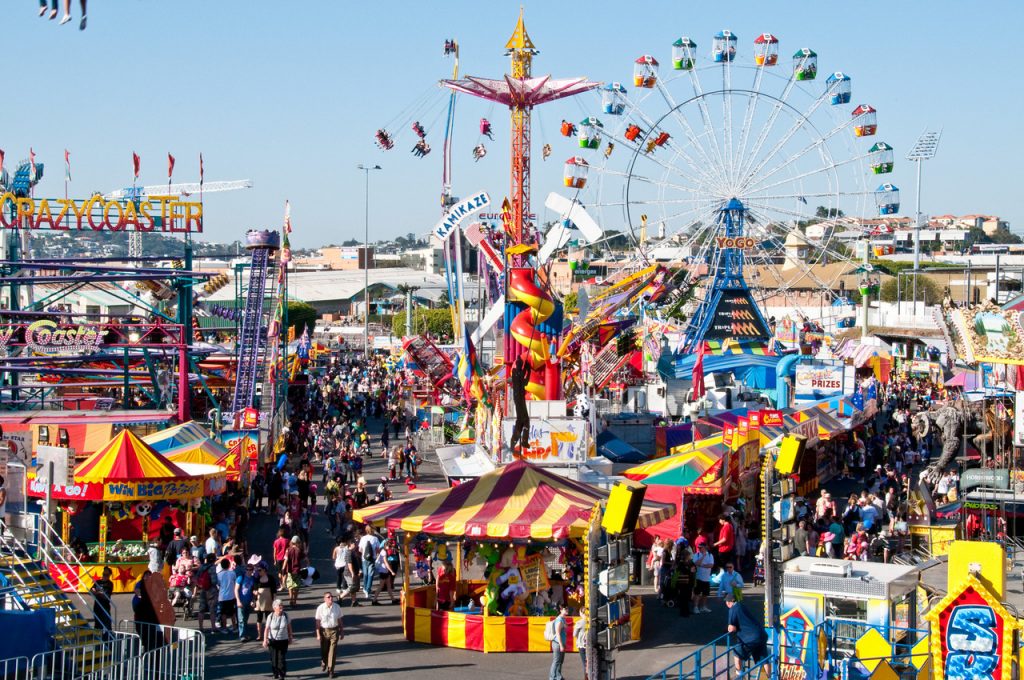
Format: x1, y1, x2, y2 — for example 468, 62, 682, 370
353, 460, 670, 652
29, 429, 226, 593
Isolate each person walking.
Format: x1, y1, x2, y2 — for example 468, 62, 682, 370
373, 538, 398, 604
253, 564, 277, 641
235, 562, 257, 641
332, 537, 351, 597
725, 593, 769, 675
717, 562, 744, 607
548, 604, 569, 680
692, 539, 714, 614
574, 615, 588, 680
314, 592, 345, 678
282, 536, 305, 606
216, 558, 238, 633
357, 525, 380, 603
262, 599, 294, 680
90, 566, 114, 639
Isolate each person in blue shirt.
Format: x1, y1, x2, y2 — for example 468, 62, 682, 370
725, 592, 768, 675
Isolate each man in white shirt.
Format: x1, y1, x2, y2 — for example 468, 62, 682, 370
216, 559, 238, 632
205, 528, 221, 558
692, 539, 715, 614
314, 592, 344, 677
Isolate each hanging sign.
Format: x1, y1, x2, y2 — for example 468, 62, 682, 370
761, 409, 784, 427
432, 191, 490, 240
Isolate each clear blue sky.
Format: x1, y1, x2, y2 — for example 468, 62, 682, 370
6, 1, 1022, 247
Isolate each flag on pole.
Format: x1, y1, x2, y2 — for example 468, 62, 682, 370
167, 153, 175, 180
29, 148, 37, 182
457, 323, 488, 405
0, 148, 6, 176
132, 152, 140, 179
64, 149, 71, 182
691, 341, 706, 401
281, 232, 292, 265
199, 153, 204, 186
283, 200, 292, 234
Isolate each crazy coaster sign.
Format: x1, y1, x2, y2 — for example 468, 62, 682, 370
0, 194, 203, 233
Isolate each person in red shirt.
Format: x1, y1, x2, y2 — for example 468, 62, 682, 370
273, 528, 289, 573
714, 514, 736, 568
435, 556, 456, 611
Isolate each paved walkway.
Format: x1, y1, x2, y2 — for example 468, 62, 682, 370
109, 424, 750, 679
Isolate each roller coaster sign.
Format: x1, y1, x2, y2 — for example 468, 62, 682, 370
1, 194, 203, 233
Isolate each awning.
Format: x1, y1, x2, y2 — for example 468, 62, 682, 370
623, 436, 724, 481
163, 437, 229, 466
143, 421, 213, 453
351, 459, 674, 540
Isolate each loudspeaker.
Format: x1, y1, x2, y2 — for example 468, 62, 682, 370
776, 434, 807, 475
602, 479, 647, 535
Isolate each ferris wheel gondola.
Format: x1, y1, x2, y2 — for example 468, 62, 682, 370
562, 26, 898, 321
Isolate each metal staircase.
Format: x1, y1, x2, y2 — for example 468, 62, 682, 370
590, 341, 632, 390
231, 247, 272, 413
0, 523, 105, 656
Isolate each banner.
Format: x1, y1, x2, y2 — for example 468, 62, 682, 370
794, 363, 845, 402
432, 191, 490, 240
761, 409, 783, 427
500, 417, 587, 463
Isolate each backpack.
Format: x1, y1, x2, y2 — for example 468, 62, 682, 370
197, 565, 213, 591
362, 539, 375, 562
543, 618, 558, 642
386, 550, 400, 570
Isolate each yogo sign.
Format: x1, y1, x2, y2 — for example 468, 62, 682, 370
715, 236, 757, 249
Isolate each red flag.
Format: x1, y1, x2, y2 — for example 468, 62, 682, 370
691, 341, 706, 400
64, 149, 71, 181
132, 152, 140, 179
0, 148, 5, 176
199, 153, 204, 185
29, 147, 37, 181
167, 153, 175, 179
283, 200, 292, 234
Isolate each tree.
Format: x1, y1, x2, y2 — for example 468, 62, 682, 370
392, 308, 453, 340
286, 300, 317, 336
562, 290, 578, 314
815, 206, 845, 219
879, 275, 943, 304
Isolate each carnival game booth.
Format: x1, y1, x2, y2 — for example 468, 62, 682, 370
29, 429, 226, 593
623, 437, 728, 547
352, 460, 674, 653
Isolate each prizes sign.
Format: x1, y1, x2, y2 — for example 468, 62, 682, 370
794, 363, 844, 402
1, 194, 202, 233
433, 191, 490, 240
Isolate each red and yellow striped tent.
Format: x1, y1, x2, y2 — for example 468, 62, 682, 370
352, 459, 674, 540
76, 429, 189, 482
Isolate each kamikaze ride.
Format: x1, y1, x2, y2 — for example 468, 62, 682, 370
442, 11, 598, 400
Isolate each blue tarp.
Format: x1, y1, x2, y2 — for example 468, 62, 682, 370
657, 352, 782, 381
0, 608, 56, 662
596, 430, 647, 464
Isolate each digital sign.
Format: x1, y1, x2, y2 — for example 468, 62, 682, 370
705, 290, 771, 341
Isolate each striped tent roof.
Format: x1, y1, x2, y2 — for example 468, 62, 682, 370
163, 437, 230, 466
143, 421, 213, 453
75, 429, 189, 483
351, 459, 674, 540
622, 435, 725, 482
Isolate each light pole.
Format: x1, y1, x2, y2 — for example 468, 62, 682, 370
907, 129, 941, 316
357, 163, 381, 359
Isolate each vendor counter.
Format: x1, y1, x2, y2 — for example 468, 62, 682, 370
50, 559, 149, 594
401, 585, 643, 653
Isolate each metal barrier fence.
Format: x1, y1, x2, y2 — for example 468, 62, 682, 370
0, 656, 31, 680
115, 621, 205, 680
645, 632, 738, 680
21, 633, 140, 680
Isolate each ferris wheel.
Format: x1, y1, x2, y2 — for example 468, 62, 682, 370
559, 30, 899, 311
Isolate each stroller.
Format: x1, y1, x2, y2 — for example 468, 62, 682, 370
168, 581, 195, 618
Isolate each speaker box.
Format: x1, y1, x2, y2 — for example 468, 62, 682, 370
775, 434, 807, 476
602, 479, 647, 535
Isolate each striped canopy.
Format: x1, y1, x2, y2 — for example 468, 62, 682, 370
351, 459, 674, 540
76, 429, 189, 483
163, 437, 230, 466
623, 435, 725, 482
143, 421, 213, 453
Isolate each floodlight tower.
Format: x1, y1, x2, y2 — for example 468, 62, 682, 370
907, 129, 941, 312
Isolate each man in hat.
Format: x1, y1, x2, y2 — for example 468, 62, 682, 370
165, 527, 188, 570
725, 592, 768, 674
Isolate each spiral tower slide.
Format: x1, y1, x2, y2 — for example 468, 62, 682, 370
507, 268, 555, 399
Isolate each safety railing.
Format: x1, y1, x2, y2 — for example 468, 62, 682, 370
115, 620, 205, 680
34, 513, 117, 632
645, 632, 738, 680
25, 632, 141, 680
0, 655, 30, 680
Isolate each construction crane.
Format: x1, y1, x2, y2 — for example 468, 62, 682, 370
103, 180, 253, 259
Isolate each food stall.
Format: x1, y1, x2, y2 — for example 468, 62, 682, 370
352, 460, 673, 652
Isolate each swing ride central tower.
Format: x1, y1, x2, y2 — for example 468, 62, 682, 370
441, 10, 598, 247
